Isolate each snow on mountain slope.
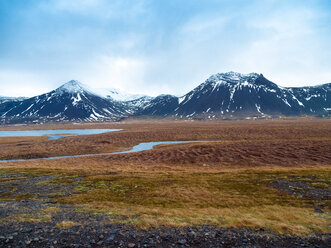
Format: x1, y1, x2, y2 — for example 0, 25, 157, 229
92, 88, 149, 102
173, 72, 329, 117
137, 94, 179, 116
138, 72, 330, 118
288, 83, 330, 113
0, 80, 129, 123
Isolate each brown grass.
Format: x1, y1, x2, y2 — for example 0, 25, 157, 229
0, 119, 330, 235
55, 221, 79, 229
0, 119, 330, 164
0, 136, 48, 144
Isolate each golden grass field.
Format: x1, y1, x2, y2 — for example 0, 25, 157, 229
0, 119, 330, 235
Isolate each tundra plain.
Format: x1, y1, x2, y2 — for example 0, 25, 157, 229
0, 119, 330, 247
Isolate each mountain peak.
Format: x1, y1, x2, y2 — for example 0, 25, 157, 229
56, 80, 88, 94
218, 71, 260, 80
203, 72, 262, 87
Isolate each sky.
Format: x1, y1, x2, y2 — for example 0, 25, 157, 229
0, 0, 331, 97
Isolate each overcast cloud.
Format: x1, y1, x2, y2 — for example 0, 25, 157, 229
0, 0, 330, 97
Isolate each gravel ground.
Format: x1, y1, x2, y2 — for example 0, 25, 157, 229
1, 220, 330, 248
269, 178, 330, 201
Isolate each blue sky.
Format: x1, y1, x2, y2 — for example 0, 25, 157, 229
0, 0, 331, 97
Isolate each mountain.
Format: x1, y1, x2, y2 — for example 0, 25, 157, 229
0, 96, 27, 103
138, 94, 179, 116
139, 72, 330, 118
0, 73, 330, 123
0, 80, 129, 123
92, 88, 149, 102
175, 72, 308, 117
287, 84, 331, 114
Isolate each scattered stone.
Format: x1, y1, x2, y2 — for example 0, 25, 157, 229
128, 243, 136, 248
178, 239, 187, 245
109, 228, 119, 234
105, 235, 115, 243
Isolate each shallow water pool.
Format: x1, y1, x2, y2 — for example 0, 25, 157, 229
0, 129, 122, 140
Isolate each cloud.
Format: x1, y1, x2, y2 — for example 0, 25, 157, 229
0, 69, 50, 97
227, 2, 331, 86
0, 0, 330, 97
81, 55, 148, 94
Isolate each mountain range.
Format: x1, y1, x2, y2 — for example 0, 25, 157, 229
1, 72, 330, 123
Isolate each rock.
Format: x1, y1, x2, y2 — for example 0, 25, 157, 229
97, 241, 103, 245
178, 239, 187, 245
105, 235, 115, 243
148, 238, 154, 244
99, 234, 104, 239
314, 208, 324, 213
188, 231, 197, 238
25, 240, 32, 245
109, 228, 119, 234
33, 237, 39, 242
128, 243, 136, 248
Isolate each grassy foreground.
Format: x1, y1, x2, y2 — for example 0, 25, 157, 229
0, 120, 330, 238
1, 166, 330, 235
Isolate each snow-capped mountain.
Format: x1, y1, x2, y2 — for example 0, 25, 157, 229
173, 72, 309, 117
0, 73, 330, 123
139, 72, 330, 118
0, 80, 129, 123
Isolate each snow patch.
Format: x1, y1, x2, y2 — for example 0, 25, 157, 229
71, 93, 82, 106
